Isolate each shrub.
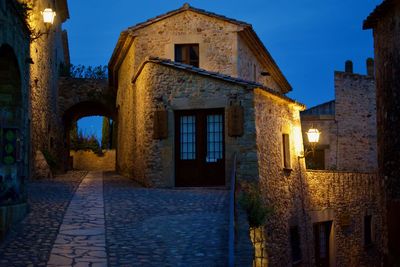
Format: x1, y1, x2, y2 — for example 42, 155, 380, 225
238, 182, 272, 228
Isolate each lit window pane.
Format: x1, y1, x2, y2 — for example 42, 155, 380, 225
180, 115, 196, 160
206, 114, 223, 163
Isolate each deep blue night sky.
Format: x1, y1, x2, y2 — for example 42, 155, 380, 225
63, 0, 381, 138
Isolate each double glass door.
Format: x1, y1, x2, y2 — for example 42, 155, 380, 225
175, 109, 225, 187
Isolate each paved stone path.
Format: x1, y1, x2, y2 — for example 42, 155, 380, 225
103, 172, 229, 266
0, 171, 85, 267
48, 171, 107, 267
0, 171, 230, 266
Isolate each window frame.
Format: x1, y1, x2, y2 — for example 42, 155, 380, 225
174, 43, 200, 67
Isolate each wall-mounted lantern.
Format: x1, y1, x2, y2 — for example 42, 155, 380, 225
30, 8, 56, 41
41, 8, 56, 25
299, 128, 321, 158
306, 128, 320, 144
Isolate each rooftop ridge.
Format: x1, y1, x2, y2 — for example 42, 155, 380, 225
126, 3, 251, 33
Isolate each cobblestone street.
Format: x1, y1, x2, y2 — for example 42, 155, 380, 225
0, 171, 230, 267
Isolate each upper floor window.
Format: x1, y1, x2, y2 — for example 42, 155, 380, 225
175, 44, 199, 67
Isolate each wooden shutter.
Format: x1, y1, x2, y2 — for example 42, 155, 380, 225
228, 105, 244, 137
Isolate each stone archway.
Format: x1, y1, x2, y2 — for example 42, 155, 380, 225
0, 44, 26, 203
57, 78, 117, 171
62, 101, 117, 171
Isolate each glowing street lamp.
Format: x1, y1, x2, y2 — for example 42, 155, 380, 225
30, 8, 56, 41
41, 8, 56, 25
299, 128, 321, 158
306, 128, 320, 144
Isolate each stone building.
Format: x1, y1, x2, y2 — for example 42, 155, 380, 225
364, 0, 400, 264
108, 3, 293, 187
0, 0, 31, 238
109, 4, 385, 266
0, 0, 70, 238
27, 0, 70, 178
301, 60, 377, 172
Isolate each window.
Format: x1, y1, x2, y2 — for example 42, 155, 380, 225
175, 44, 199, 67
282, 134, 291, 169
313, 221, 332, 267
180, 115, 196, 160
206, 114, 223, 162
290, 226, 302, 265
364, 215, 373, 246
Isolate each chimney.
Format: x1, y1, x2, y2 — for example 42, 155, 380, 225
366, 58, 374, 77
345, 60, 353, 73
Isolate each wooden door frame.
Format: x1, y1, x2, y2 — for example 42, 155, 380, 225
174, 108, 225, 187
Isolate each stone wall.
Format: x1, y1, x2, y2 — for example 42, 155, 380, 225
70, 150, 115, 171
255, 89, 384, 266
305, 171, 385, 266
301, 65, 377, 172
27, 0, 69, 177
0, 0, 31, 239
371, 0, 400, 201
117, 61, 259, 187
119, 8, 283, 93
115, 44, 136, 178
0, 1, 30, 198
335, 71, 377, 172
131, 10, 241, 80
364, 1, 400, 264
254, 88, 310, 266
237, 35, 281, 91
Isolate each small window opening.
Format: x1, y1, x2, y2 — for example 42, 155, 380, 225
175, 44, 199, 67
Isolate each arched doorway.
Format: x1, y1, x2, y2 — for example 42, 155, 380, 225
62, 101, 117, 171
0, 44, 26, 204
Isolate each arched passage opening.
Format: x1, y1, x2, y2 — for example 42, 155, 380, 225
63, 101, 117, 171
0, 44, 26, 204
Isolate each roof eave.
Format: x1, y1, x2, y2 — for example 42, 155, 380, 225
239, 27, 292, 94
108, 31, 134, 89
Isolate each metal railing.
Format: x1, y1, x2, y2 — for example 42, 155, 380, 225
228, 152, 237, 267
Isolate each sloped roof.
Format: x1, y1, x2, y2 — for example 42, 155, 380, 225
132, 57, 304, 108
301, 100, 335, 116
363, 0, 394, 29
109, 3, 292, 93
127, 3, 251, 32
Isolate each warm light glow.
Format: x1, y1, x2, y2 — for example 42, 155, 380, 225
42, 8, 56, 24
306, 128, 320, 143
293, 126, 304, 156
